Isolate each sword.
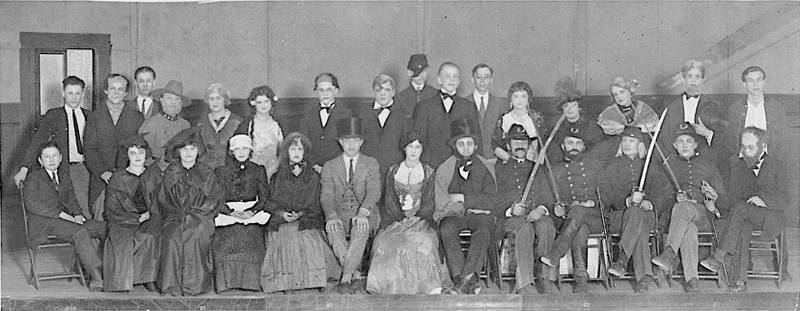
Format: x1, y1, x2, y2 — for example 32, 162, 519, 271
520, 113, 566, 204
638, 109, 668, 191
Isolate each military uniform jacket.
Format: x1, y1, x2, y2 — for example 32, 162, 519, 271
666, 152, 728, 214
600, 155, 670, 214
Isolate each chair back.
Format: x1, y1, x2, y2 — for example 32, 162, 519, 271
18, 182, 34, 248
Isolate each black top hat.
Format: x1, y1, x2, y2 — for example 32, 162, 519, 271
407, 54, 429, 77
507, 124, 529, 141
448, 118, 479, 146
620, 126, 645, 141
674, 122, 703, 141
336, 117, 363, 139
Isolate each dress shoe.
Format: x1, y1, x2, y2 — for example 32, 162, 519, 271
572, 280, 588, 294
730, 281, 747, 293
651, 248, 676, 272
608, 261, 627, 277
684, 278, 699, 293
517, 283, 537, 294
636, 276, 653, 293
349, 279, 367, 294
143, 282, 160, 293
700, 256, 722, 273
540, 256, 556, 268
457, 273, 479, 295
539, 279, 558, 294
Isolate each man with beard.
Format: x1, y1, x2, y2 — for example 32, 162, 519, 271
538, 130, 603, 294
700, 127, 790, 292
650, 122, 727, 292
138, 80, 191, 171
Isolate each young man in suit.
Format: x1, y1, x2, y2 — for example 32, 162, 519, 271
134, 66, 161, 120
15, 76, 92, 219
358, 74, 411, 177
23, 141, 106, 290
395, 54, 438, 118
299, 73, 351, 174
413, 62, 483, 167
84, 73, 144, 211
464, 64, 505, 160
320, 117, 381, 294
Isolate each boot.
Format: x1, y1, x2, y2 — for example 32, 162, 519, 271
651, 247, 676, 272
542, 217, 583, 267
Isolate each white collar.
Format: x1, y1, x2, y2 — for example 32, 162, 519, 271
373, 100, 393, 110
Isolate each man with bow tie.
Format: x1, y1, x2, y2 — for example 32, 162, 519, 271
413, 62, 483, 167
299, 73, 351, 174
396, 54, 439, 119
701, 127, 791, 292
134, 66, 161, 120
434, 118, 498, 294
660, 60, 729, 174
358, 74, 411, 178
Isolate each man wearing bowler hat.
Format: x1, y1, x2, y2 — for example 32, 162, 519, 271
435, 118, 498, 294
320, 117, 381, 293
138, 80, 192, 171
396, 54, 438, 118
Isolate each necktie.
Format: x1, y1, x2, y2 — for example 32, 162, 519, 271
347, 159, 355, 183
479, 96, 486, 119
139, 99, 145, 114
50, 171, 60, 191
71, 109, 83, 155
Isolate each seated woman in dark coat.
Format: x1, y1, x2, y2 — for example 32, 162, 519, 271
260, 132, 340, 293
158, 128, 223, 296
367, 130, 443, 294
212, 134, 270, 293
103, 134, 162, 292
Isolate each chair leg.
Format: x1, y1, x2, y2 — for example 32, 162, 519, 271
777, 233, 784, 289
73, 249, 87, 289
28, 248, 40, 290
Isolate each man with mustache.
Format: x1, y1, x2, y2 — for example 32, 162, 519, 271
538, 130, 603, 294
700, 126, 790, 292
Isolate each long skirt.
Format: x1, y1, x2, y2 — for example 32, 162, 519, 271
366, 217, 443, 294
260, 223, 340, 293
212, 223, 266, 292
103, 222, 160, 291
159, 217, 214, 296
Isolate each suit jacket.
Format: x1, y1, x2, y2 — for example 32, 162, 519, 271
358, 102, 411, 175
137, 98, 162, 120
727, 95, 791, 158
412, 95, 483, 167
433, 155, 498, 221
84, 102, 144, 177
23, 167, 81, 219
21, 106, 90, 169
395, 83, 438, 119
320, 154, 381, 224
464, 93, 506, 158
298, 103, 351, 167
660, 95, 729, 167
719, 154, 788, 239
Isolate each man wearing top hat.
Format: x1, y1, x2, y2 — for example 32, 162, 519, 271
650, 122, 727, 293
320, 117, 382, 293
495, 124, 558, 294
538, 129, 603, 294
396, 54, 438, 118
434, 118, 498, 294
300, 73, 351, 174
138, 80, 192, 171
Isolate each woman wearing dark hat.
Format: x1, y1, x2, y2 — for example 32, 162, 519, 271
235, 85, 284, 179
367, 130, 443, 294
158, 128, 223, 296
103, 134, 162, 292
211, 134, 270, 293
197, 83, 243, 169
261, 132, 340, 293
491, 81, 544, 163
546, 77, 604, 163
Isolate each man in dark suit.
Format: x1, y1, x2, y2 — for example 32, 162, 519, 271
660, 60, 729, 173
23, 141, 106, 290
84, 73, 144, 211
701, 127, 790, 292
133, 66, 161, 120
463, 64, 505, 160
15, 76, 92, 218
358, 74, 411, 177
395, 54, 438, 118
413, 62, 482, 167
299, 73, 351, 174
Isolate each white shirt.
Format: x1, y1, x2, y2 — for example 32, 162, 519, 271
682, 94, 699, 123
137, 96, 153, 115
343, 154, 359, 183
319, 102, 335, 127
441, 93, 455, 113
64, 105, 85, 162
46, 168, 59, 184
373, 101, 392, 127
744, 99, 768, 131
473, 91, 489, 112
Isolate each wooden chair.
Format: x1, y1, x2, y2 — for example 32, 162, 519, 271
458, 229, 504, 291
20, 183, 87, 290
607, 210, 664, 289
747, 230, 786, 289
662, 231, 725, 288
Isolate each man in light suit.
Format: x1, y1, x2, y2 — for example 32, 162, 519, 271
320, 117, 381, 294
358, 74, 411, 178
463, 64, 505, 160
133, 66, 161, 120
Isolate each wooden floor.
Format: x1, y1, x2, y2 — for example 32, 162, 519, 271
2, 194, 799, 310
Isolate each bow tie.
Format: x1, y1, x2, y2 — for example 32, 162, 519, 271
456, 158, 473, 172
320, 104, 334, 113
440, 92, 454, 101
683, 93, 699, 99
290, 161, 305, 171
373, 106, 391, 114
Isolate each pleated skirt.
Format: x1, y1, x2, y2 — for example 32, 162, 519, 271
260, 223, 339, 293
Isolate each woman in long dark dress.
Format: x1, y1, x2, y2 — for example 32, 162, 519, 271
158, 128, 223, 296
260, 132, 340, 293
366, 130, 443, 294
212, 134, 270, 293
103, 134, 162, 292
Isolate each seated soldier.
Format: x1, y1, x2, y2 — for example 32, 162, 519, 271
701, 127, 790, 292
603, 127, 669, 292
434, 118, 499, 295
538, 131, 602, 294
496, 124, 558, 294
651, 122, 727, 292
320, 117, 381, 294
22, 141, 106, 290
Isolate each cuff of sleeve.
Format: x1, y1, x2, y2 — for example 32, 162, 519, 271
505, 207, 513, 218
538, 205, 550, 216
706, 131, 714, 146
358, 208, 371, 216
326, 213, 338, 221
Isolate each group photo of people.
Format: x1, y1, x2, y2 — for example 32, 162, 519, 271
12, 52, 794, 298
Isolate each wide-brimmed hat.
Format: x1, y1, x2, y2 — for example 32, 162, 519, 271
336, 117, 363, 139
151, 80, 191, 107
448, 118, 479, 146
407, 54, 429, 77
163, 128, 204, 162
